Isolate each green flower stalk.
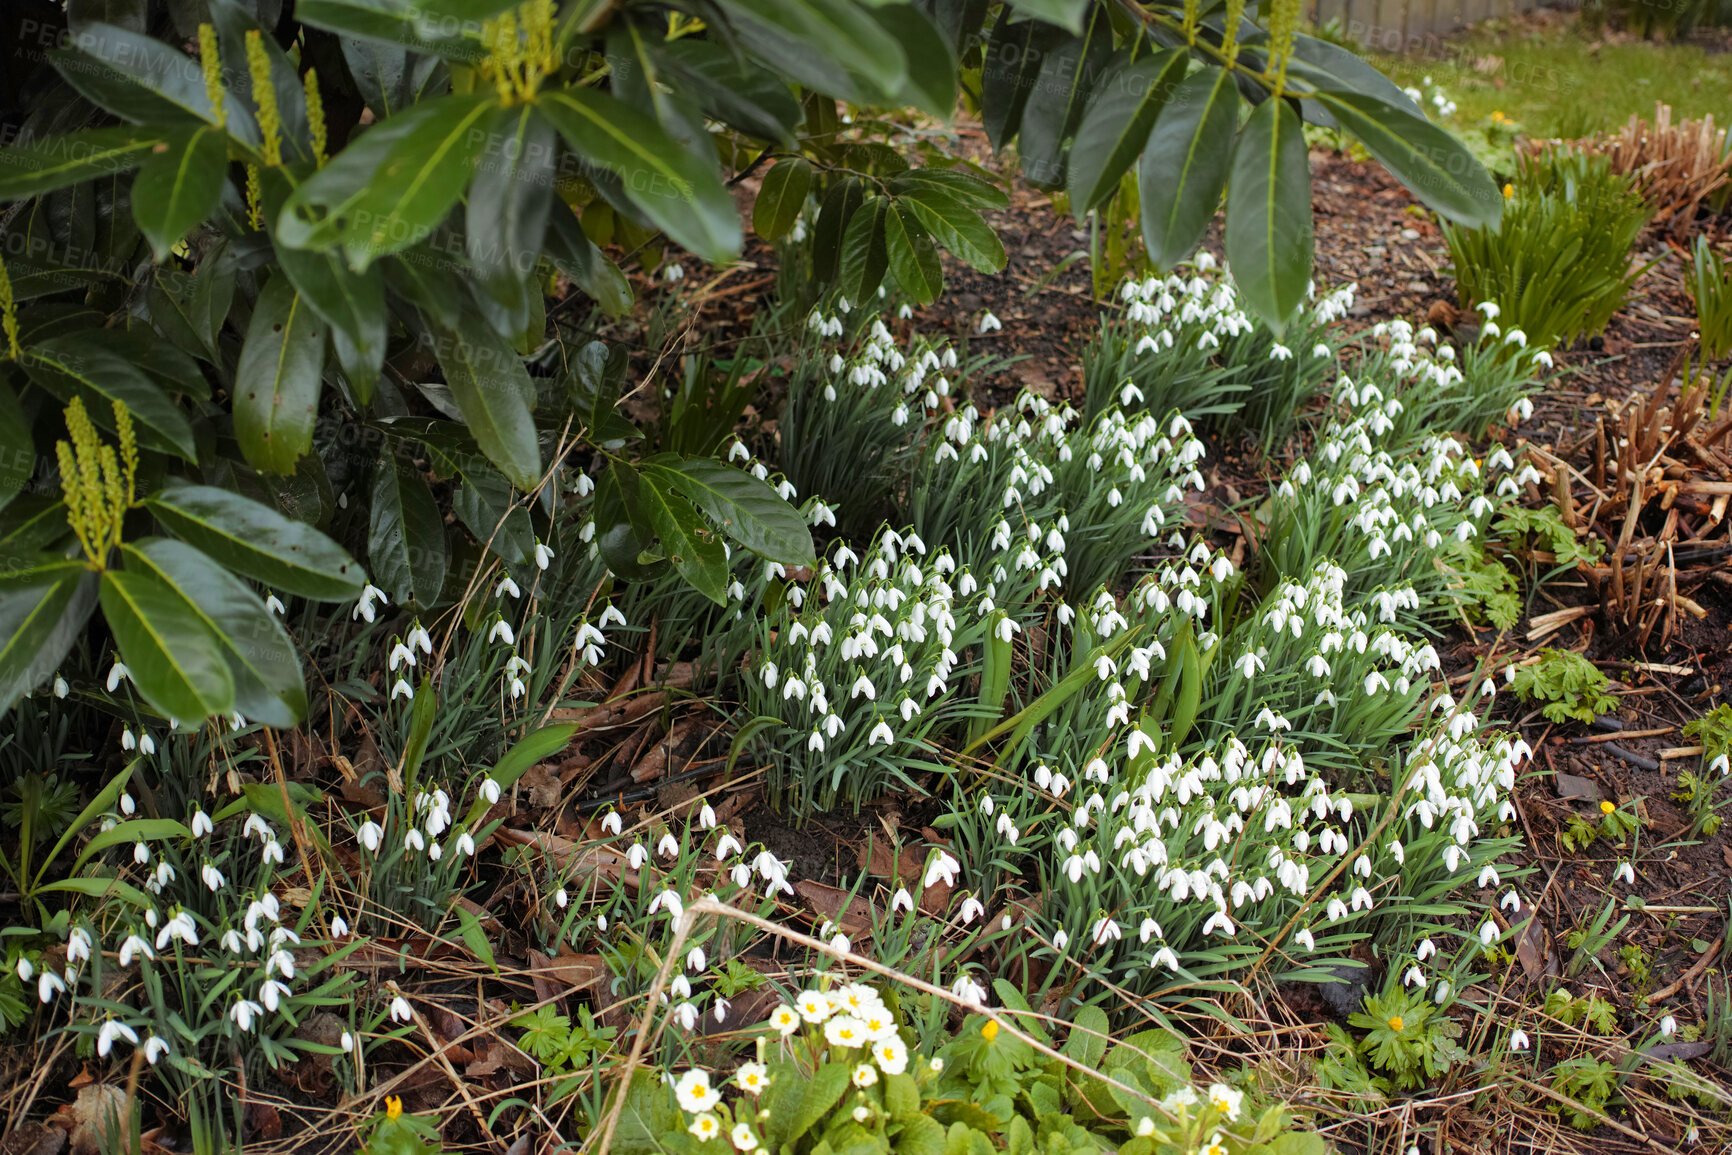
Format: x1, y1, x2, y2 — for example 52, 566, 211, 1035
1266, 0, 1302, 97
481, 0, 557, 105
55, 397, 138, 569
304, 68, 328, 166
198, 24, 225, 127
245, 31, 282, 167
0, 252, 18, 360
1222, 0, 1247, 63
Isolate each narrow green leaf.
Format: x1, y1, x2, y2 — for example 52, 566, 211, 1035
872, 4, 957, 118
0, 127, 161, 201
234, 273, 327, 474
716, 0, 909, 102
1225, 97, 1312, 333
644, 457, 816, 566
423, 311, 541, 491
981, 11, 1059, 151
883, 202, 944, 304
0, 562, 98, 717
53, 23, 259, 142
100, 567, 235, 725
0, 381, 32, 515
661, 39, 803, 145
753, 157, 814, 242
121, 538, 307, 728
812, 176, 865, 284
1139, 67, 1240, 271
1067, 49, 1186, 215
21, 338, 197, 460
1002, 0, 1088, 34
1313, 89, 1503, 229
144, 484, 367, 600
595, 461, 662, 582
277, 94, 498, 268
369, 461, 446, 608
1017, 15, 1112, 189
452, 465, 535, 568
537, 89, 742, 263
889, 167, 1009, 209
545, 206, 633, 318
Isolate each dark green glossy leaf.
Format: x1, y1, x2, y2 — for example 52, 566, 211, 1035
982, 10, 1057, 151
754, 158, 814, 241
55, 23, 259, 143
545, 206, 633, 318
1067, 49, 1186, 215
1312, 89, 1503, 229
1016, 13, 1111, 189
898, 184, 1005, 273
21, 338, 197, 460
144, 484, 366, 600
368, 461, 445, 607
812, 176, 865, 284
0, 562, 98, 717
661, 39, 802, 145
838, 198, 889, 304
1002, 0, 1088, 34
121, 538, 305, 727
623, 461, 728, 604
538, 89, 742, 264
871, 4, 957, 118
882, 202, 944, 304
562, 340, 640, 450
451, 465, 534, 568
645, 456, 815, 566
0, 127, 161, 201
100, 567, 234, 724
233, 273, 326, 475
79, 329, 208, 399
888, 167, 1008, 209
1225, 97, 1312, 334
424, 311, 541, 491
1139, 67, 1239, 271
468, 104, 557, 317
295, 0, 487, 63
716, 0, 908, 103
594, 460, 662, 582
269, 236, 387, 403
277, 94, 498, 268
0, 381, 34, 516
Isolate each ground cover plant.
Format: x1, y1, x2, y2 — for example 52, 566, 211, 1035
5, 1, 1732, 1153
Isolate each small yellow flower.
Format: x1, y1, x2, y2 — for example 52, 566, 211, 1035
385, 1096, 403, 1120
1502, 183, 1514, 199
1600, 800, 1616, 815
1388, 1016, 1405, 1032
980, 1020, 999, 1041
1491, 110, 1504, 122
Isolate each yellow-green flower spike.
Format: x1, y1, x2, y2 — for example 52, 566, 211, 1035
198, 24, 226, 128
245, 31, 282, 166
246, 164, 263, 229
1266, 0, 1302, 96
1222, 0, 1247, 63
55, 397, 137, 568
0, 253, 19, 361
481, 0, 558, 105
304, 68, 328, 166
1182, 0, 1200, 41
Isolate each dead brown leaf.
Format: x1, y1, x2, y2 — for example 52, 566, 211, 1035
795, 880, 876, 937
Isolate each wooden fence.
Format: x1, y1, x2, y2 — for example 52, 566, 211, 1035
1308, 0, 1550, 48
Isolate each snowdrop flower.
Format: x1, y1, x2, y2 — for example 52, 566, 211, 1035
1614, 861, 1635, 885
867, 720, 895, 745
201, 863, 226, 891
534, 540, 554, 570
924, 850, 961, 888
649, 889, 685, 921
143, 1035, 171, 1064
959, 897, 985, 924
1478, 920, 1499, 946
352, 584, 388, 623
488, 618, 515, 645
892, 888, 915, 913
977, 311, 1001, 334
389, 996, 413, 1023
37, 973, 64, 1003
97, 1019, 139, 1057
231, 999, 266, 1032
358, 820, 383, 852
1660, 1015, 1677, 1037
157, 910, 198, 950
391, 678, 414, 701
52, 675, 69, 698
555, 888, 569, 908
107, 661, 131, 691
119, 934, 154, 966
330, 916, 350, 939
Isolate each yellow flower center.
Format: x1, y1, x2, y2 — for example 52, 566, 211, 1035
981, 1020, 999, 1041
1388, 1016, 1404, 1031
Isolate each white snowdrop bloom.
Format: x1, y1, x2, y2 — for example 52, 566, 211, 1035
977, 312, 1001, 333
628, 844, 649, 869
231, 999, 266, 1032
389, 995, 413, 1023
1614, 861, 1635, 885
1510, 1029, 1530, 1052
892, 888, 915, 913
1660, 1015, 1677, 1037
37, 973, 65, 1003
1052, 928, 1070, 952
959, 897, 985, 925
924, 850, 961, 888
1478, 920, 1499, 946
658, 832, 680, 859
1150, 946, 1181, 971
352, 584, 388, 623
97, 1019, 139, 1057
119, 934, 154, 966
867, 720, 895, 746
649, 889, 685, 921
1434, 980, 1451, 1004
